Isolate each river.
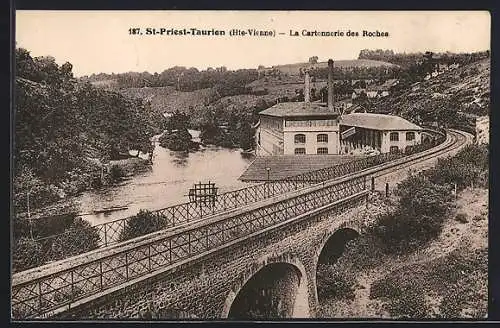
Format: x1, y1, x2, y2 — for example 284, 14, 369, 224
78, 130, 256, 226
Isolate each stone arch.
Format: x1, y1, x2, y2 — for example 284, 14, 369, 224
313, 226, 360, 305
221, 255, 310, 319
316, 227, 360, 266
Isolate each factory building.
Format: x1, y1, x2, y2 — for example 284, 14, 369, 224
255, 59, 423, 156
339, 113, 422, 154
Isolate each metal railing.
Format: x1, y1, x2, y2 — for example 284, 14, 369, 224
12, 176, 367, 319
20, 131, 447, 269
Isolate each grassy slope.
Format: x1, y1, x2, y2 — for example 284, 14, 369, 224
93, 59, 398, 115
317, 188, 488, 319
119, 87, 213, 114
271, 59, 399, 75
374, 58, 490, 117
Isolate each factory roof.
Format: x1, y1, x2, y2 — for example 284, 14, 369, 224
340, 113, 422, 131
238, 155, 363, 181
258, 102, 340, 118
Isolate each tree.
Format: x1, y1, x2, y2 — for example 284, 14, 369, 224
309, 56, 319, 64
49, 217, 100, 261
119, 210, 168, 241
396, 174, 453, 219
13, 237, 44, 272
373, 174, 454, 253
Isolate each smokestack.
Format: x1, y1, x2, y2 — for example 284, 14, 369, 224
328, 59, 335, 112
304, 71, 310, 103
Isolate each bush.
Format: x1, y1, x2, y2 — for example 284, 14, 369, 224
370, 173, 454, 253
49, 217, 100, 261
316, 264, 355, 301
435, 248, 487, 318
119, 210, 168, 241
385, 286, 431, 319
424, 144, 489, 190
455, 213, 468, 223
159, 129, 197, 151
473, 215, 483, 222
109, 164, 126, 182
13, 237, 44, 272
396, 174, 453, 219
371, 278, 430, 319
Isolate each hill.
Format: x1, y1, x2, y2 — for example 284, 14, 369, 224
266, 59, 399, 75
372, 58, 490, 132
89, 79, 119, 89
119, 87, 214, 114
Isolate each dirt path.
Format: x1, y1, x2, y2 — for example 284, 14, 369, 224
326, 187, 488, 318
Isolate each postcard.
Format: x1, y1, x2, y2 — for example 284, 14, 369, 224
12, 10, 490, 320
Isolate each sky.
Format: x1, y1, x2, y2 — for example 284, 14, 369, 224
15, 11, 490, 77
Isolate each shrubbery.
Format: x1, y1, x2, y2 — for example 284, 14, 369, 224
159, 129, 198, 151
13, 237, 44, 272
455, 213, 468, 223
372, 174, 453, 254
119, 210, 168, 241
12, 217, 100, 272
316, 264, 356, 301
109, 164, 126, 182
370, 271, 431, 318
424, 144, 488, 190
48, 217, 100, 261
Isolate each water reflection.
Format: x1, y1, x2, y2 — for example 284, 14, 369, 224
171, 151, 190, 167
78, 130, 255, 226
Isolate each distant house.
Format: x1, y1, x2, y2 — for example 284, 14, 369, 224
351, 88, 366, 99
476, 116, 489, 145
364, 80, 397, 99
381, 79, 399, 89
334, 99, 353, 113
365, 86, 379, 99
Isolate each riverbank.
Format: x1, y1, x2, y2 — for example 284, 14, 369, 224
14, 155, 153, 223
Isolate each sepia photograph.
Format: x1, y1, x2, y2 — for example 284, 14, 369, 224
11, 10, 490, 320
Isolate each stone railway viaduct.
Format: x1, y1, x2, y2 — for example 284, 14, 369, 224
11, 129, 472, 320
65, 192, 366, 319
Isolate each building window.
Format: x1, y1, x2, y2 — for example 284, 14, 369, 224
258, 133, 261, 145
294, 134, 306, 144
294, 148, 306, 155
317, 134, 328, 143
405, 145, 414, 153
390, 132, 399, 142
406, 132, 415, 141
390, 146, 399, 153
317, 147, 329, 154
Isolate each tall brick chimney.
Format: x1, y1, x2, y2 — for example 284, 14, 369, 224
328, 59, 335, 112
304, 70, 310, 103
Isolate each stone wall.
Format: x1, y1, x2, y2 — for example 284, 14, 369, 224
58, 195, 367, 320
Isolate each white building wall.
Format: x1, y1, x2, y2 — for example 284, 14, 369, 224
256, 117, 284, 156
383, 130, 422, 153
283, 130, 339, 155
